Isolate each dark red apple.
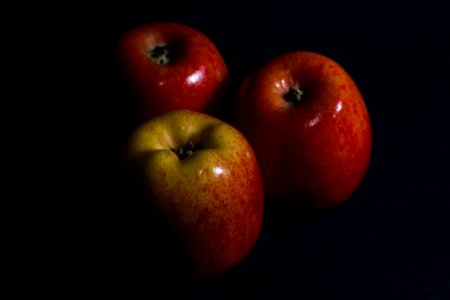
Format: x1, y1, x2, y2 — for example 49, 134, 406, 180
118, 22, 229, 120
235, 51, 372, 209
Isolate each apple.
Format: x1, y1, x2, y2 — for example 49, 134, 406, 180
235, 51, 372, 209
125, 110, 264, 277
118, 22, 229, 120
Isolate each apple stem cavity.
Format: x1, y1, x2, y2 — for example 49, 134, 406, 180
148, 45, 171, 64
172, 140, 196, 161
284, 85, 304, 106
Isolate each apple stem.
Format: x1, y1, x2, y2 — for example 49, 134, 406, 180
148, 45, 171, 64
284, 85, 304, 106
172, 140, 196, 161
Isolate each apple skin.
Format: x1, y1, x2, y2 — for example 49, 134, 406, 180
118, 22, 229, 120
126, 110, 264, 277
235, 51, 372, 209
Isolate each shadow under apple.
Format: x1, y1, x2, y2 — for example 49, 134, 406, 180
262, 195, 334, 231
113, 168, 198, 291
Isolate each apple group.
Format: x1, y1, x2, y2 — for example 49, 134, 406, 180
119, 22, 372, 277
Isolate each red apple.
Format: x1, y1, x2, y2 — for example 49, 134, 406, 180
126, 110, 264, 277
118, 22, 229, 120
235, 51, 372, 209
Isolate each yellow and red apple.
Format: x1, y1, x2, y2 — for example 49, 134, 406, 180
126, 110, 264, 277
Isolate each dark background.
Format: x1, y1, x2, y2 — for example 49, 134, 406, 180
64, 1, 450, 298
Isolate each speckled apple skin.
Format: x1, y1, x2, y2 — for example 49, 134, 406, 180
127, 110, 264, 277
236, 51, 372, 209
118, 23, 229, 120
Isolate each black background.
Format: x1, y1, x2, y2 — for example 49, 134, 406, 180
63, 1, 450, 298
